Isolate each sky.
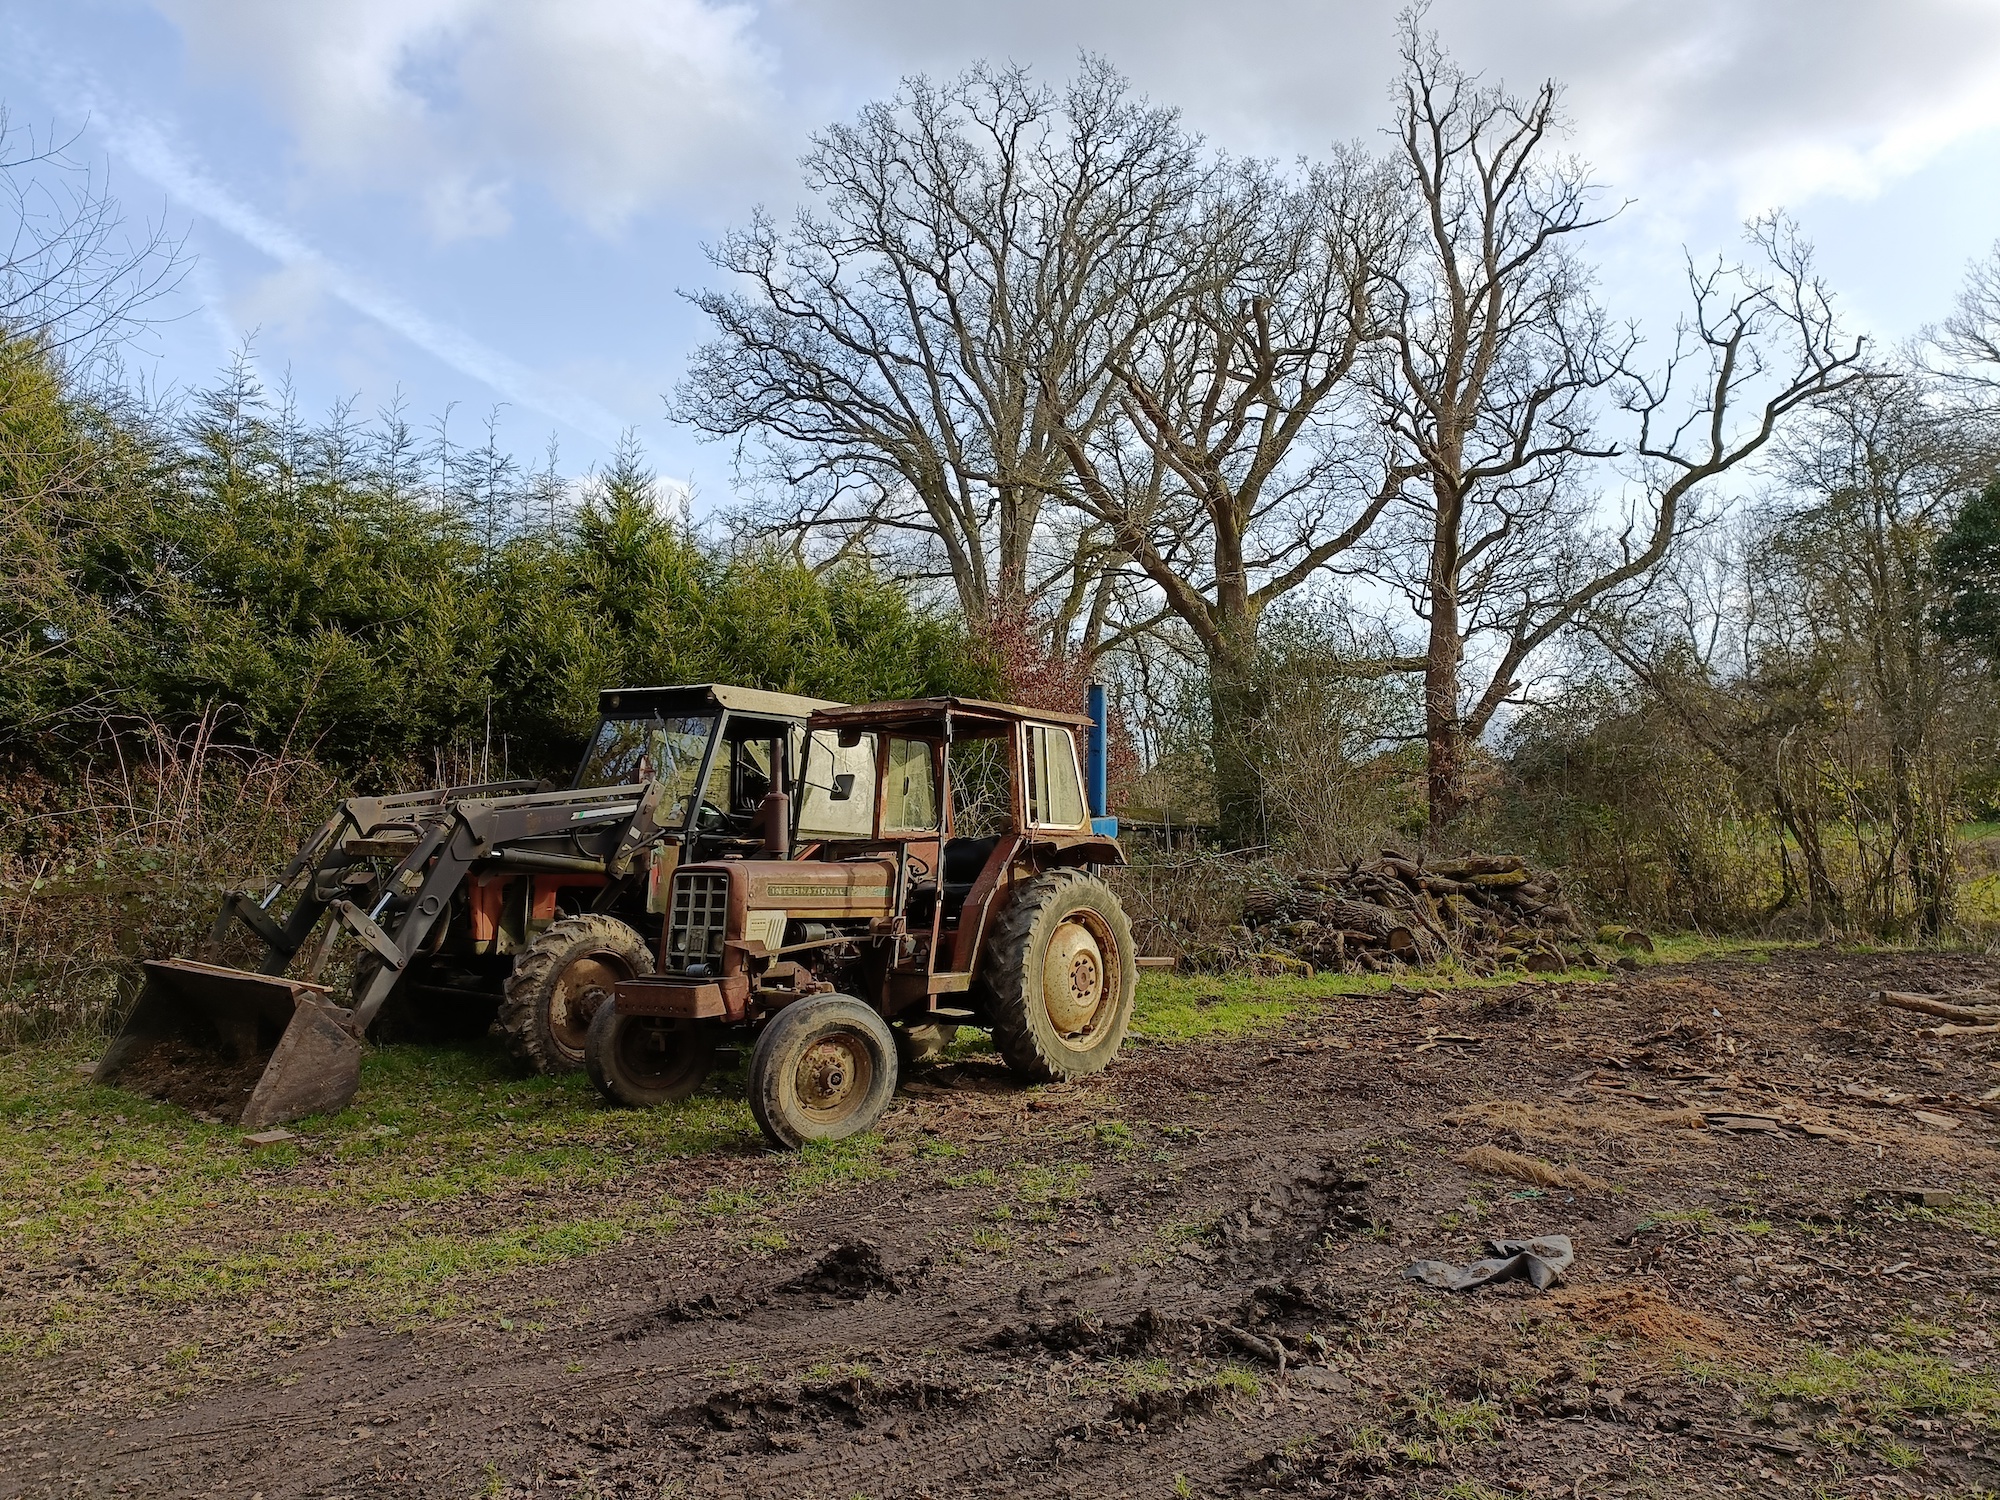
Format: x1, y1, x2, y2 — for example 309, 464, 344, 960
5, 0, 2000, 512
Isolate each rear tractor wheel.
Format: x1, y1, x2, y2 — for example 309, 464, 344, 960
748, 994, 899, 1150
495, 914, 652, 1075
979, 870, 1136, 1083
586, 1002, 716, 1107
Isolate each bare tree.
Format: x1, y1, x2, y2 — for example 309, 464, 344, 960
1377, 27, 1866, 832
1932, 239, 2000, 383
1045, 149, 1414, 845
1, 108, 186, 364
675, 61, 1209, 638
1764, 376, 1982, 933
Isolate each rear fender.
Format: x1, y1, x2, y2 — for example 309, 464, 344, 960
1029, 836, 1125, 869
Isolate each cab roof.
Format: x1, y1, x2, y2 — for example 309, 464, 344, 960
807, 696, 1094, 736
597, 683, 840, 722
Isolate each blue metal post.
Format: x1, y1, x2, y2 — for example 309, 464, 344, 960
1086, 682, 1116, 836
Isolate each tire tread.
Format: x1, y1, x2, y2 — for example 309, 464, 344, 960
980, 869, 1135, 1083
495, 913, 651, 1074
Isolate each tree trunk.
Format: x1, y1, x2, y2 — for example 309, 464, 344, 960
1772, 774, 1842, 924
1423, 574, 1465, 834
1890, 739, 1953, 937
1208, 640, 1265, 851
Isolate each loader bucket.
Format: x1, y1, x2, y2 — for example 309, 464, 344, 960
94, 959, 363, 1129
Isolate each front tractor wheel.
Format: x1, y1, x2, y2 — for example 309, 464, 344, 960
748, 995, 899, 1150
980, 870, 1137, 1083
496, 914, 652, 1074
586, 1001, 716, 1107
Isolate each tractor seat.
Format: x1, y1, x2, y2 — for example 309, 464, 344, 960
940, 836, 1001, 906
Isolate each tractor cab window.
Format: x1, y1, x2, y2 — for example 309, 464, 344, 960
796, 729, 878, 840
884, 737, 939, 831
733, 734, 776, 811
947, 734, 1011, 838
576, 715, 717, 825
696, 726, 780, 831
1025, 724, 1087, 829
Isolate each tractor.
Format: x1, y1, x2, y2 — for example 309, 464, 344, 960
587, 690, 1136, 1149
93, 683, 835, 1127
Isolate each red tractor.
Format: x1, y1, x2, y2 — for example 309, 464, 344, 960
589, 694, 1135, 1148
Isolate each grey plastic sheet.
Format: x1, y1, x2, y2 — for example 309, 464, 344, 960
1402, 1235, 1574, 1291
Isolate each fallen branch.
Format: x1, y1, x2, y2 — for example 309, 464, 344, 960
1875, 990, 2000, 1023
1198, 1315, 1287, 1376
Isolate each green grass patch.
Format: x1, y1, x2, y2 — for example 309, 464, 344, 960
1747, 1345, 2000, 1432
1632, 934, 1800, 967
1129, 935, 1816, 1045
1210, 1363, 1261, 1398
1015, 1160, 1091, 1204
1962, 871, 2000, 925
0, 1037, 897, 1362
1092, 1118, 1136, 1151
1894, 1193, 2000, 1239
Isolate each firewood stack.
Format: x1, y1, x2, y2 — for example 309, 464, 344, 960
1235, 851, 1597, 975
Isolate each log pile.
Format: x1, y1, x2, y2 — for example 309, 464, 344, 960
1233, 851, 1609, 975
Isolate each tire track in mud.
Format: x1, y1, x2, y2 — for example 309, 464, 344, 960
18, 950, 2000, 1498
34, 1125, 1380, 1497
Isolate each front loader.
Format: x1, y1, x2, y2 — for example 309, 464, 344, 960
94, 684, 835, 1127
588, 691, 1136, 1149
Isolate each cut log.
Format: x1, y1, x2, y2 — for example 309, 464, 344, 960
1875, 990, 2000, 1023
1427, 854, 1526, 878
1309, 897, 1414, 956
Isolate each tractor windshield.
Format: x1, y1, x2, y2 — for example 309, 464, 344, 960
575, 715, 717, 822
796, 729, 879, 840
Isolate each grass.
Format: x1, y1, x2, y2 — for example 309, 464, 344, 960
1690, 1339, 2000, 1453
1963, 870, 2000, 925
1210, 1364, 1261, 1398
1637, 933, 1800, 966
1758, 1345, 2000, 1431
0, 927, 1868, 1377
1891, 1193, 2000, 1239
0, 1038, 899, 1363
1127, 931, 1811, 1047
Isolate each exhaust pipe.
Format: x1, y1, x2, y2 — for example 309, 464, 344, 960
94, 959, 363, 1129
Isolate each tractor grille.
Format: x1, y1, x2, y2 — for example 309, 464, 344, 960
665, 870, 730, 972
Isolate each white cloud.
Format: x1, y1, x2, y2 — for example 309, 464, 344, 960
769, 0, 2000, 213
88, 100, 627, 440
156, 0, 781, 237
145, 0, 2000, 251
1495, 0, 2000, 214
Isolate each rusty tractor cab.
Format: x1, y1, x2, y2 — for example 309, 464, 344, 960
591, 693, 1134, 1149
93, 683, 835, 1128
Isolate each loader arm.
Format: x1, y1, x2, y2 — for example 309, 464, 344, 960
204, 807, 357, 972
346, 785, 653, 1032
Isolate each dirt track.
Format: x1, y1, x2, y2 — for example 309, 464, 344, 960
7, 948, 2000, 1498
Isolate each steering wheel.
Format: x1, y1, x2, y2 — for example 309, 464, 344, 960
693, 799, 729, 833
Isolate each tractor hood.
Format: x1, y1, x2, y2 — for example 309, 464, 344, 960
735, 858, 897, 917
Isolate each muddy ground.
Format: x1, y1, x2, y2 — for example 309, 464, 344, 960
5, 947, 1999, 1499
